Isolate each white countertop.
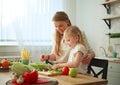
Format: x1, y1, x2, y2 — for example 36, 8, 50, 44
96, 57, 120, 63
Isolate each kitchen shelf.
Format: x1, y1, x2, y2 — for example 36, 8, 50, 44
102, 15, 120, 29
102, 15, 120, 20
102, 0, 118, 14
102, 0, 118, 5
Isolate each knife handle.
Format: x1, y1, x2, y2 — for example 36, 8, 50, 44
45, 60, 54, 65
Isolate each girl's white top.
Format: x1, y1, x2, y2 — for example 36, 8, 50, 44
68, 44, 88, 74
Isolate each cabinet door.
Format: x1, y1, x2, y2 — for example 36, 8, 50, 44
107, 62, 120, 85
108, 62, 120, 72
108, 77, 120, 85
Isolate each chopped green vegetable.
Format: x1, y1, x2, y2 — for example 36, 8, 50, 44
49, 68, 62, 74
29, 62, 51, 71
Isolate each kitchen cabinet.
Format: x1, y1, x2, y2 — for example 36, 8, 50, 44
107, 62, 120, 85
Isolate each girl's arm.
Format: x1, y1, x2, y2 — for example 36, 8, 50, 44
52, 51, 83, 70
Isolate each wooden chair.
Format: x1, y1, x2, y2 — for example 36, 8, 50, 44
87, 58, 108, 79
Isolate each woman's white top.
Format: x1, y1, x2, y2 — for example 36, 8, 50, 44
55, 39, 71, 62
68, 44, 88, 74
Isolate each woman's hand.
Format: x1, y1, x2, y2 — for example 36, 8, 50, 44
40, 54, 56, 61
40, 55, 48, 61
82, 52, 95, 64
49, 54, 56, 61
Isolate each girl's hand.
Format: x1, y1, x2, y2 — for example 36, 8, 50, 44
52, 64, 60, 70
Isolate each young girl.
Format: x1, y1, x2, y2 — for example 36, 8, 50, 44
52, 26, 88, 74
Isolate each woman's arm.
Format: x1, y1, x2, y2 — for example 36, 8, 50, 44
82, 51, 95, 64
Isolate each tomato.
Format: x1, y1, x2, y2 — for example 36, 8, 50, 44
23, 69, 38, 83
1, 59, 10, 68
62, 66, 69, 75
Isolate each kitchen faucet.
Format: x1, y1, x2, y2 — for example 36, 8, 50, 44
100, 47, 108, 57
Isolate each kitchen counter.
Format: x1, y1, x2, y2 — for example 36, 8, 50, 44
96, 57, 120, 63
109, 59, 120, 63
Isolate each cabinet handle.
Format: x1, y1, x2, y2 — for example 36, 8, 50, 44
110, 66, 112, 69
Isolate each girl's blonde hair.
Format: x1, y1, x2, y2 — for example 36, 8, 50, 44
52, 11, 71, 56
64, 26, 87, 49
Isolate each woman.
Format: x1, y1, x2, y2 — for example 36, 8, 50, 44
40, 11, 95, 64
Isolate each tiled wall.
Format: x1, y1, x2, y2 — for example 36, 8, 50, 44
0, 46, 52, 62
0, 56, 21, 62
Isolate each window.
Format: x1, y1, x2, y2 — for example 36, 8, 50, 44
0, 0, 63, 46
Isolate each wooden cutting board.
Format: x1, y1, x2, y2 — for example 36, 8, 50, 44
38, 71, 62, 76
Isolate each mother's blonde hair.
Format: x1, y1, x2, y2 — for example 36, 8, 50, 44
52, 11, 71, 56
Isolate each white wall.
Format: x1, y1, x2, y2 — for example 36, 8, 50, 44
76, 0, 120, 57
62, 0, 76, 25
